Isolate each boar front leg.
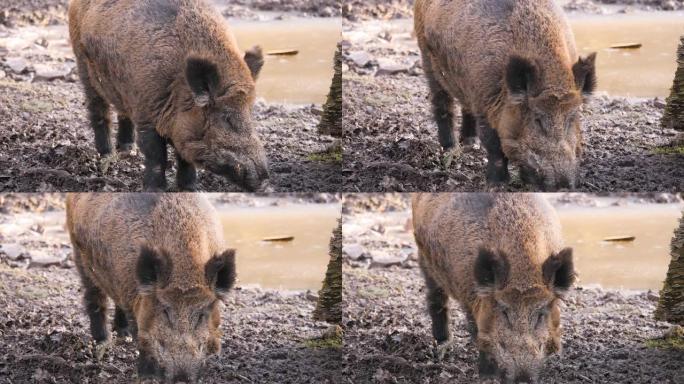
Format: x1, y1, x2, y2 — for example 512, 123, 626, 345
478, 119, 510, 185
176, 153, 198, 191
137, 126, 168, 191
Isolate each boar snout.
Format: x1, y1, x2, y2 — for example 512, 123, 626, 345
208, 148, 269, 192
519, 154, 577, 191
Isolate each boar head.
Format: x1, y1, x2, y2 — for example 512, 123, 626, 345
174, 46, 269, 192
134, 246, 236, 383
472, 248, 576, 383
499, 53, 597, 190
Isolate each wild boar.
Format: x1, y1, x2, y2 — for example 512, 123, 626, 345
414, 0, 597, 190
412, 193, 576, 383
68, 0, 269, 192
66, 193, 236, 383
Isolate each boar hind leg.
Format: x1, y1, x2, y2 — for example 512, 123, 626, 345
78, 66, 112, 156
478, 119, 510, 185
113, 306, 136, 338
423, 56, 455, 149
176, 153, 198, 191
137, 126, 168, 191
116, 116, 135, 153
82, 279, 109, 343
423, 271, 450, 344
460, 110, 477, 145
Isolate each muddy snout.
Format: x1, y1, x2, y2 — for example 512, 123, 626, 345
209, 151, 269, 192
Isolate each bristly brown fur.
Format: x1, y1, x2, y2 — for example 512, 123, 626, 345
68, 0, 268, 192
414, 0, 597, 190
412, 193, 576, 382
66, 193, 236, 383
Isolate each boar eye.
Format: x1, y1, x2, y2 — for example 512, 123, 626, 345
534, 312, 546, 329
195, 313, 205, 330
162, 307, 172, 324
501, 308, 513, 328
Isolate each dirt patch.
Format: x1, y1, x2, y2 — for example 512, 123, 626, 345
342, 207, 684, 383
0, 207, 341, 383
0, 79, 340, 192
341, 21, 684, 192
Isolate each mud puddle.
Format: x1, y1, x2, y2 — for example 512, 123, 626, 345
219, 203, 341, 290
0, 17, 340, 104
557, 202, 683, 290
570, 12, 684, 98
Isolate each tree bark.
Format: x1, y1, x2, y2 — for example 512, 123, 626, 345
313, 218, 342, 324
318, 42, 342, 138
662, 35, 684, 132
655, 212, 684, 325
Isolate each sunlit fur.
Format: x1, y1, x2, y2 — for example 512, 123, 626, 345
66, 194, 236, 383
69, 0, 268, 191
415, 0, 597, 190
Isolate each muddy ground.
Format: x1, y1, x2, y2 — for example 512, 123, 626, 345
342, 0, 684, 21
0, 0, 342, 27
341, 2, 684, 192
0, 0, 341, 192
341, 196, 684, 383
0, 197, 342, 383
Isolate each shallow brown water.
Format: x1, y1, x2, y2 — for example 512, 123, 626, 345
557, 203, 683, 290
219, 203, 340, 291
231, 18, 341, 104
570, 12, 684, 98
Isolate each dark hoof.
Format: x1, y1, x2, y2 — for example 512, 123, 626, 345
117, 142, 134, 154
460, 136, 478, 146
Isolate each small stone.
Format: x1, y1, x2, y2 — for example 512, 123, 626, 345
343, 243, 365, 260
375, 59, 410, 76
348, 51, 372, 68
369, 250, 408, 268
0, 69, 5, 79
28, 249, 67, 268
33, 64, 71, 82
5, 57, 27, 74
0, 243, 26, 260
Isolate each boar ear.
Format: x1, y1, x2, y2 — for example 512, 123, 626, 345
505, 55, 539, 103
186, 57, 220, 107
572, 52, 597, 97
474, 248, 510, 294
244, 46, 264, 81
542, 248, 576, 296
136, 246, 172, 292
205, 249, 236, 299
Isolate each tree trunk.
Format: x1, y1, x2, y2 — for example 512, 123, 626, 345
318, 42, 342, 138
313, 218, 342, 324
655, 212, 684, 325
662, 35, 684, 132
